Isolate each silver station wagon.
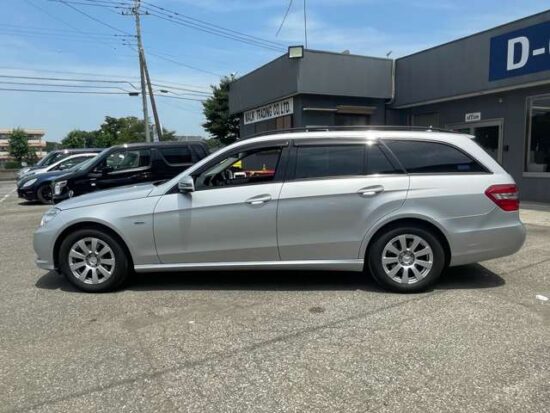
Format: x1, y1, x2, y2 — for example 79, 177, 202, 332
34, 128, 526, 293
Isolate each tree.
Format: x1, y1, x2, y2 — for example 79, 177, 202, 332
60, 117, 177, 149
61, 130, 98, 148
7, 128, 31, 163
202, 75, 239, 145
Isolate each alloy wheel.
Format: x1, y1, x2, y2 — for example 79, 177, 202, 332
68, 237, 115, 285
381, 234, 433, 284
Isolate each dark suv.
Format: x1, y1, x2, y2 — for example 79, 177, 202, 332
52, 141, 209, 203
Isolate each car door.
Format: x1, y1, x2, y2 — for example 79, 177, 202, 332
153, 142, 289, 263
277, 139, 410, 261
92, 148, 153, 191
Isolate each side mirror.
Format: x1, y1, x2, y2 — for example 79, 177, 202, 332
178, 175, 195, 193
102, 166, 114, 175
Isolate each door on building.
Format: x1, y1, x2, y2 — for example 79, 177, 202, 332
447, 120, 503, 164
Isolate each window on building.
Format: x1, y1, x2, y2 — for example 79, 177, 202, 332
526, 95, 550, 173
385, 140, 486, 173
294, 145, 365, 179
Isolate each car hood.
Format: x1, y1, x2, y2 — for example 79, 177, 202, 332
17, 170, 67, 188
57, 182, 156, 210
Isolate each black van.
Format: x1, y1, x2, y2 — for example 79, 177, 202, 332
51, 141, 209, 203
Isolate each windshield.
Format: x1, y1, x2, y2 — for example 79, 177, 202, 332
36, 152, 61, 167
74, 150, 107, 172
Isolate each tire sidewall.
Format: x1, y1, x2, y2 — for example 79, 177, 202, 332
368, 226, 445, 293
59, 228, 129, 293
36, 183, 52, 204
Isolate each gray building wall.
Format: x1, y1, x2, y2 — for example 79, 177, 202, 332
394, 10, 550, 107
229, 50, 392, 115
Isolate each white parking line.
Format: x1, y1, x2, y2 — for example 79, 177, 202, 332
0, 188, 16, 203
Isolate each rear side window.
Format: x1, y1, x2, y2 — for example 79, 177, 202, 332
295, 145, 364, 180
160, 146, 192, 165
385, 140, 486, 173
367, 144, 401, 174
191, 144, 209, 159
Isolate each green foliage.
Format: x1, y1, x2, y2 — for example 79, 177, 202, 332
202, 75, 239, 145
8, 128, 31, 162
4, 160, 21, 169
61, 130, 98, 148
60, 116, 177, 149
45, 141, 60, 152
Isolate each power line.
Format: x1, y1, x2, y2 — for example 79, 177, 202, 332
53, 0, 132, 35
57, 0, 287, 52
0, 74, 139, 89
276, 0, 294, 37
0, 66, 212, 92
141, 0, 286, 49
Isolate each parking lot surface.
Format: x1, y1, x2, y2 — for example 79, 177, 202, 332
0, 180, 548, 412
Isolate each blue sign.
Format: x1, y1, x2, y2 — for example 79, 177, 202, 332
489, 20, 550, 81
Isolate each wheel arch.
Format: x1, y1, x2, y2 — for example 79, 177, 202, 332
362, 217, 452, 269
53, 221, 134, 269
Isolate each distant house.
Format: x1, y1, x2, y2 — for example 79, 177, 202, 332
0, 128, 47, 165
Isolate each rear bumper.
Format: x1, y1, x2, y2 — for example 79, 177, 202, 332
449, 221, 526, 266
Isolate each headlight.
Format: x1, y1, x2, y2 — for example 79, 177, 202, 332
22, 178, 37, 188
40, 208, 61, 227
54, 180, 67, 196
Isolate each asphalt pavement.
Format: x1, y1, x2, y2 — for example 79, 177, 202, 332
0, 180, 548, 412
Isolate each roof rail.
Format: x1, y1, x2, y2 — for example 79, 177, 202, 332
244, 125, 459, 139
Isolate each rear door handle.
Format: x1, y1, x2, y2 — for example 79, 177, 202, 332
245, 194, 272, 205
357, 185, 384, 197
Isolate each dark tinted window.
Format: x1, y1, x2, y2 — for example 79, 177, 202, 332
367, 145, 400, 174
295, 145, 364, 179
160, 146, 192, 164
385, 140, 485, 173
105, 149, 151, 171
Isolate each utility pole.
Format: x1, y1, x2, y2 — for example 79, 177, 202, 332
133, 0, 150, 142
142, 52, 163, 141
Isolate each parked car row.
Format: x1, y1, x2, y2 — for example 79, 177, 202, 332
17, 141, 210, 204
33, 128, 525, 294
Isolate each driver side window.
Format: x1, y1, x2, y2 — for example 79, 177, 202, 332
101, 149, 151, 172
195, 146, 282, 190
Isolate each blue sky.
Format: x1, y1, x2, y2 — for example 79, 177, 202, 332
1, 0, 548, 142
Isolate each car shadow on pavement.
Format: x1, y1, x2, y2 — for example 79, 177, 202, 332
35, 263, 504, 293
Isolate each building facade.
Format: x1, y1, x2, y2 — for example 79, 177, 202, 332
0, 128, 47, 165
228, 10, 550, 202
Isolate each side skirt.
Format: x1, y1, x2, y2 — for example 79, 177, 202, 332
134, 260, 364, 273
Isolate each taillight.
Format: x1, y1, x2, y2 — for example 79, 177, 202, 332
485, 184, 519, 211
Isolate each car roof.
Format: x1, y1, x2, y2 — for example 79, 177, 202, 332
108, 141, 207, 150
236, 129, 473, 147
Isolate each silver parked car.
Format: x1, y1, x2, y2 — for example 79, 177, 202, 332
34, 128, 526, 293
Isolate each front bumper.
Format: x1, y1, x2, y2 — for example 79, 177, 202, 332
33, 224, 59, 271
17, 187, 36, 201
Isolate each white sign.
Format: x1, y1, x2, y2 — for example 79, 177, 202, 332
465, 112, 481, 122
244, 98, 294, 125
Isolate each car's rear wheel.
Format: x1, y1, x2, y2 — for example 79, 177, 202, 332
367, 226, 445, 293
58, 229, 129, 293
36, 183, 52, 204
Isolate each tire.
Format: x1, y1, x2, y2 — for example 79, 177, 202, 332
367, 225, 445, 293
36, 183, 53, 204
58, 228, 130, 293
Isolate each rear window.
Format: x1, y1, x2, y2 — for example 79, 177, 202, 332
295, 145, 365, 180
385, 140, 486, 173
160, 146, 192, 165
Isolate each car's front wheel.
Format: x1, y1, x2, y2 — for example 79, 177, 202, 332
58, 228, 130, 292
367, 226, 445, 293
36, 183, 52, 204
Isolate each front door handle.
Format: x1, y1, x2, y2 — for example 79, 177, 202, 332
245, 194, 272, 205
357, 185, 384, 197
